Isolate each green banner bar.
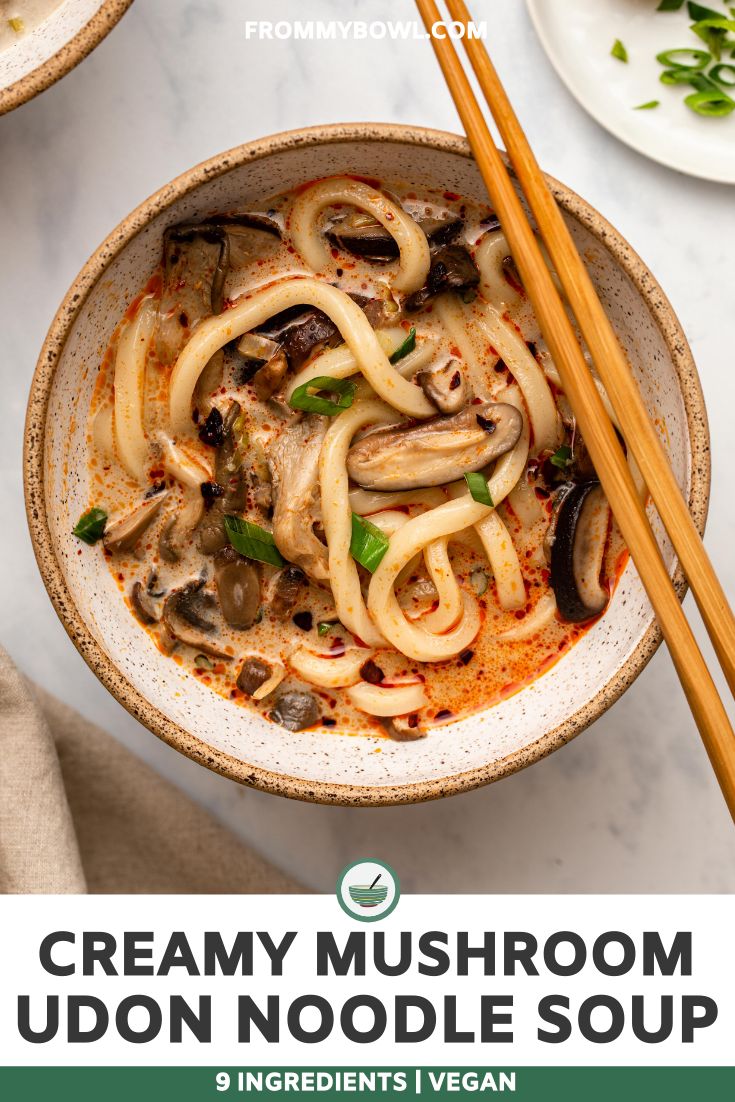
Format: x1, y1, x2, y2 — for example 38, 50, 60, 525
0, 1067, 732, 1101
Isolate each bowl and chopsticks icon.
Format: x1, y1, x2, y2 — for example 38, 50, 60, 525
348, 872, 388, 908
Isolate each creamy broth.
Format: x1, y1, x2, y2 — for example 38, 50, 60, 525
0, 0, 64, 49
81, 177, 629, 739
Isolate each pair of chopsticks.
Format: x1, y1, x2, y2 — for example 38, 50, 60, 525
416, 0, 735, 820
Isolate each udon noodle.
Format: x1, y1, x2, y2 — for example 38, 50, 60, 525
80, 176, 629, 739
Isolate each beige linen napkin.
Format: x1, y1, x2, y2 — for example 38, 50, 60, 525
0, 646, 300, 894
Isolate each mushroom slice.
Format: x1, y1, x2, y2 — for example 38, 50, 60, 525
382, 714, 427, 741
252, 349, 289, 401
417, 358, 468, 414
327, 212, 463, 261
346, 402, 523, 491
237, 656, 273, 697
405, 244, 479, 312
267, 565, 307, 620
162, 580, 233, 660
103, 491, 168, 555
130, 581, 159, 624
159, 516, 182, 563
197, 401, 247, 554
270, 691, 320, 732
269, 416, 330, 583
550, 482, 611, 623
214, 547, 260, 629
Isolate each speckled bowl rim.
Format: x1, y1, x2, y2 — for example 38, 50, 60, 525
0, 0, 133, 117
24, 123, 710, 807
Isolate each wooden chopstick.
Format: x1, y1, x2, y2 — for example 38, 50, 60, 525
445, 0, 735, 701
415, 0, 735, 820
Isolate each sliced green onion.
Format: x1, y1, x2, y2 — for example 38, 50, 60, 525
224, 515, 285, 567
317, 620, 338, 636
72, 507, 107, 545
657, 0, 685, 9
710, 61, 735, 84
550, 444, 573, 470
194, 654, 214, 670
690, 17, 735, 60
655, 47, 711, 68
611, 39, 629, 63
685, 87, 735, 113
349, 514, 390, 572
288, 376, 355, 416
464, 471, 494, 507
389, 326, 416, 364
660, 67, 706, 84
688, 1, 729, 20
635, 99, 661, 109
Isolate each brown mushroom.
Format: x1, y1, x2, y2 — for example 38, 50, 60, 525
268, 416, 330, 582
237, 657, 272, 697
416, 358, 468, 415
327, 212, 463, 261
405, 245, 479, 312
346, 402, 523, 491
550, 482, 611, 623
268, 565, 307, 619
197, 402, 247, 554
103, 491, 168, 555
214, 546, 261, 629
162, 580, 232, 659
270, 691, 320, 732
130, 581, 159, 624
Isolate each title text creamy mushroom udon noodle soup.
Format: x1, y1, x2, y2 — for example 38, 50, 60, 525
79, 176, 634, 739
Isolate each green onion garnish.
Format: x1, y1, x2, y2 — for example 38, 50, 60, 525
691, 16, 735, 61
550, 444, 573, 470
72, 507, 107, 545
349, 514, 390, 572
635, 100, 661, 109
656, 47, 711, 68
464, 471, 494, 507
224, 516, 285, 567
657, 0, 686, 9
611, 39, 629, 63
710, 61, 735, 83
288, 376, 355, 416
389, 327, 416, 364
685, 86, 735, 112
317, 620, 338, 636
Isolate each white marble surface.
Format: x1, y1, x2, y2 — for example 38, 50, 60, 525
1, 0, 733, 892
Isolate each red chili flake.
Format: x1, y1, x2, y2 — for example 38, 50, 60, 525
322, 716, 337, 728
494, 359, 508, 374
178, 312, 189, 327
149, 468, 165, 479
443, 190, 460, 201
331, 247, 340, 259
435, 709, 453, 721
449, 371, 461, 390
336, 268, 343, 277
459, 649, 474, 665
514, 609, 527, 620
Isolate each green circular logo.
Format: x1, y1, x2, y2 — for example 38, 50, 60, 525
336, 859, 401, 922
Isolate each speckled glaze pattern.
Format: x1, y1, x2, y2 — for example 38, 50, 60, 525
24, 124, 710, 806
0, 0, 132, 116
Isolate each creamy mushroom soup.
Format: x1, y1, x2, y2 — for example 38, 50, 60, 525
0, 0, 64, 49
78, 176, 630, 739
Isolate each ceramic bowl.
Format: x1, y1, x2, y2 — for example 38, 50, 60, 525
0, 0, 132, 116
24, 123, 710, 806
349, 886, 390, 908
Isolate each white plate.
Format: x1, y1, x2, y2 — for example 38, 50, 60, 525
526, 0, 735, 183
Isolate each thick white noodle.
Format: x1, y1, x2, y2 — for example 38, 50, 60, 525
289, 647, 370, 689
114, 298, 156, 482
284, 330, 437, 402
349, 487, 446, 516
475, 231, 520, 310
319, 398, 401, 647
289, 176, 431, 293
476, 302, 561, 454
252, 665, 286, 701
475, 511, 526, 611
498, 592, 558, 642
422, 538, 463, 632
347, 680, 428, 717
508, 475, 543, 525
435, 294, 493, 399
367, 395, 530, 661
170, 278, 434, 433
158, 434, 212, 488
